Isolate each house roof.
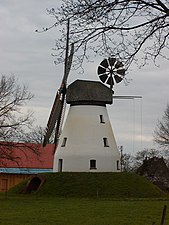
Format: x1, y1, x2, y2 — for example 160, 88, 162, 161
0, 143, 55, 169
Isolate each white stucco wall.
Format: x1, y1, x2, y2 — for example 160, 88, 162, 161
53, 105, 120, 172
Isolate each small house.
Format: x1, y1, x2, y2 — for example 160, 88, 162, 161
0, 143, 54, 191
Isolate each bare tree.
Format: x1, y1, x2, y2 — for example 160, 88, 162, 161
133, 148, 162, 169
121, 153, 134, 172
154, 104, 169, 150
24, 125, 55, 144
121, 148, 161, 172
37, 0, 169, 70
0, 75, 40, 164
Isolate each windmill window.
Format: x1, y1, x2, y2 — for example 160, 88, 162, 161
103, 137, 109, 147
58, 159, 63, 172
61, 137, 67, 147
117, 160, 120, 170
90, 159, 97, 169
99, 115, 105, 123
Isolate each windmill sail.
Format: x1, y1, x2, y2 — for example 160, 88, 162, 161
43, 87, 65, 147
43, 20, 74, 147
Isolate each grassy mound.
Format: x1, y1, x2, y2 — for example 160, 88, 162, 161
10, 172, 168, 198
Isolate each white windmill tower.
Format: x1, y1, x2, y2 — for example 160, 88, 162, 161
43, 22, 126, 172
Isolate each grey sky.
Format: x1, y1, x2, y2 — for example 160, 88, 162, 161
0, 1, 169, 154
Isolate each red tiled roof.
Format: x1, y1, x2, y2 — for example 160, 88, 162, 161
0, 143, 55, 169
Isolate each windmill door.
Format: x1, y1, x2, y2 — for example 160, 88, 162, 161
58, 159, 63, 172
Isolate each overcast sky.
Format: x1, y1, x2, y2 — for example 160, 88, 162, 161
0, 1, 169, 155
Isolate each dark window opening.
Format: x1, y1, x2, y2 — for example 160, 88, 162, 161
99, 115, 105, 123
90, 159, 96, 169
103, 137, 109, 147
61, 137, 67, 147
58, 159, 63, 172
117, 160, 120, 170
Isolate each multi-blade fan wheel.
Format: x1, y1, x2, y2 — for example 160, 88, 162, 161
97, 58, 125, 87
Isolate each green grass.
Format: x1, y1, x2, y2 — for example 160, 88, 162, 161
3, 173, 169, 224
10, 172, 168, 198
0, 195, 169, 225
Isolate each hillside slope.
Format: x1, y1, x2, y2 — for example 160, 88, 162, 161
10, 172, 168, 198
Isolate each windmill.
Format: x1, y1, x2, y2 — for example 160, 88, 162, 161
49, 55, 126, 172
43, 22, 127, 172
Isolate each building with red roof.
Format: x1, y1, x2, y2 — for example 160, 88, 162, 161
0, 143, 55, 191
